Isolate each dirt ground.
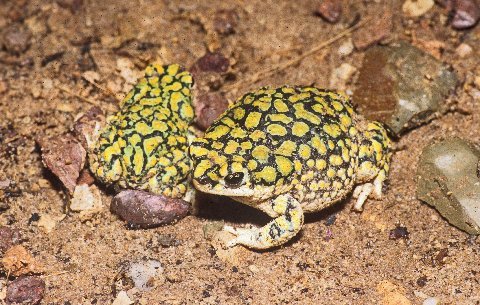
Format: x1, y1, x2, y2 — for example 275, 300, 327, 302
0, 0, 479, 304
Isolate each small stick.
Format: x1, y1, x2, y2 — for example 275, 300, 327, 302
224, 18, 371, 90
58, 85, 118, 113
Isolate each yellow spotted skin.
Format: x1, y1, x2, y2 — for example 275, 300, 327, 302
190, 86, 392, 249
89, 64, 194, 198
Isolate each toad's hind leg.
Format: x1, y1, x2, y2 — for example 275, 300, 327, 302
225, 194, 304, 250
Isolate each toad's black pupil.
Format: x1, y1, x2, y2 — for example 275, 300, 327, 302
225, 172, 244, 188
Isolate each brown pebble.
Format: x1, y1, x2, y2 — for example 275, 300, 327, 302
214, 9, 239, 35
452, 0, 480, 29
315, 0, 342, 23
76, 169, 95, 186
352, 9, 392, 50
389, 226, 409, 240
6, 276, 45, 305
111, 190, 190, 228
39, 133, 86, 194
1, 24, 31, 55
0, 226, 21, 254
432, 248, 449, 266
56, 0, 83, 13
0, 80, 8, 94
194, 92, 229, 130
416, 276, 428, 287
72, 106, 105, 148
191, 52, 230, 74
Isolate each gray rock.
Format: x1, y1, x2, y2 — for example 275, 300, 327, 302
354, 41, 458, 135
417, 138, 480, 234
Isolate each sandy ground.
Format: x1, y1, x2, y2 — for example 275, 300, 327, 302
0, 0, 479, 304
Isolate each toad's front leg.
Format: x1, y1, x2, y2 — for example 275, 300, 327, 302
224, 194, 304, 250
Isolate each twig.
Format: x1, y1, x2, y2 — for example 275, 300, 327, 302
223, 18, 371, 90
58, 85, 118, 113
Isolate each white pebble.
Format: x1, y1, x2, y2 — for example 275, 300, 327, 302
338, 39, 354, 57
423, 297, 440, 305
455, 43, 473, 58
402, 0, 434, 17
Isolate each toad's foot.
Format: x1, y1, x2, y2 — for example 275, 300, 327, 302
352, 170, 387, 211
225, 195, 304, 250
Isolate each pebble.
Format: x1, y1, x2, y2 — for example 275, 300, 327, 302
352, 9, 393, 50
389, 226, 410, 240
1, 24, 31, 55
202, 221, 225, 240
113, 259, 163, 295
2, 245, 44, 276
329, 63, 357, 89
56, 0, 83, 13
213, 9, 239, 35
353, 41, 458, 135
455, 43, 473, 58
70, 184, 102, 213
452, 0, 480, 29
194, 92, 229, 130
76, 169, 95, 186
6, 276, 45, 305
402, 0, 434, 17
376, 280, 412, 305
37, 214, 63, 233
315, 0, 342, 23
0, 80, 7, 94
39, 133, 87, 194
0, 226, 21, 254
337, 39, 354, 57
417, 138, 480, 234
111, 190, 190, 228
191, 52, 230, 74
423, 297, 440, 305
112, 291, 133, 305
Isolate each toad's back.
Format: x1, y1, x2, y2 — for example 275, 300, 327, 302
192, 86, 362, 211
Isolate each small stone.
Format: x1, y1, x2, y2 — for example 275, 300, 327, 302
2, 245, 44, 276
37, 214, 64, 233
81, 70, 100, 83
315, 0, 342, 23
248, 265, 260, 273
455, 43, 473, 58
39, 133, 86, 194
354, 41, 458, 135
416, 276, 428, 287
191, 52, 230, 74
0, 226, 21, 254
70, 184, 102, 214
389, 226, 410, 240
76, 169, 95, 186
423, 297, 440, 305
338, 39, 354, 57
452, 0, 480, 29
1, 24, 31, 55
329, 63, 357, 89
111, 190, 190, 228
116, 57, 142, 86
352, 9, 393, 50
72, 106, 105, 149
112, 291, 133, 305
417, 138, 480, 234
194, 92, 229, 130
114, 259, 163, 294
56, 0, 83, 13
6, 276, 45, 305
376, 280, 412, 305
402, 0, 435, 17
203, 221, 225, 240
157, 234, 181, 248
213, 9, 239, 35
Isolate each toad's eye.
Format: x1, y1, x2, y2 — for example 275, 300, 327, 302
224, 172, 244, 188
